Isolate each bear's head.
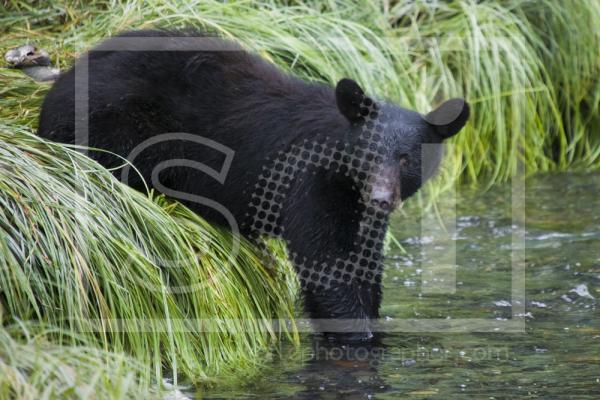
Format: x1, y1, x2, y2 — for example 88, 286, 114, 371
335, 78, 469, 212
306, 79, 470, 342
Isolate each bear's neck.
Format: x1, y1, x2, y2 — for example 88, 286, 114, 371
227, 74, 351, 148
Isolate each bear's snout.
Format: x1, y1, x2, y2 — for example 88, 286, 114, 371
369, 164, 402, 211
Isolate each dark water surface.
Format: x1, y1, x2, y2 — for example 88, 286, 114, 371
200, 172, 600, 399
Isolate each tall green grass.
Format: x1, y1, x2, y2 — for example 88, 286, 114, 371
1, 0, 599, 397
0, 123, 299, 394
513, 0, 600, 167
0, 324, 156, 399
3, 0, 598, 179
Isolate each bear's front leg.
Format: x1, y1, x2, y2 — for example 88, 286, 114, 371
278, 168, 387, 342
301, 278, 382, 342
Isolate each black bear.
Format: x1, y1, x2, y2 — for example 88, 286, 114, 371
38, 29, 469, 342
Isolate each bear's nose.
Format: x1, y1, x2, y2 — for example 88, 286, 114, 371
370, 188, 394, 208
369, 164, 401, 210
371, 199, 390, 210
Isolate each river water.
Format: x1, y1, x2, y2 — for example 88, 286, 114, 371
201, 171, 599, 398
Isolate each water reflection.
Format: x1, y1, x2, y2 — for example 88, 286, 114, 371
290, 337, 389, 399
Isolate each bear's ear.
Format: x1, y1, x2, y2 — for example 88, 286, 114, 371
335, 78, 366, 123
423, 98, 470, 139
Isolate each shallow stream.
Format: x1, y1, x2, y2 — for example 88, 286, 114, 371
201, 172, 599, 398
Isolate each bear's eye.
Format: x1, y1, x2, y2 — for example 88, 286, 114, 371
395, 152, 410, 167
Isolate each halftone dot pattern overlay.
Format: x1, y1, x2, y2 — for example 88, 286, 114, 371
245, 94, 393, 292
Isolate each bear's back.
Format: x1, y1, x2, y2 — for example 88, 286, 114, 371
38, 29, 295, 146
37, 29, 345, 219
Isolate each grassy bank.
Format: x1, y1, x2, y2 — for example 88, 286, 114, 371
1, 0, 599, 398
0, 123, 299, 397
3, 0, 599, 179
0, 324, 154, 399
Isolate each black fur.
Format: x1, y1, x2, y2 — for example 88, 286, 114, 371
38, 29, 469, 342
